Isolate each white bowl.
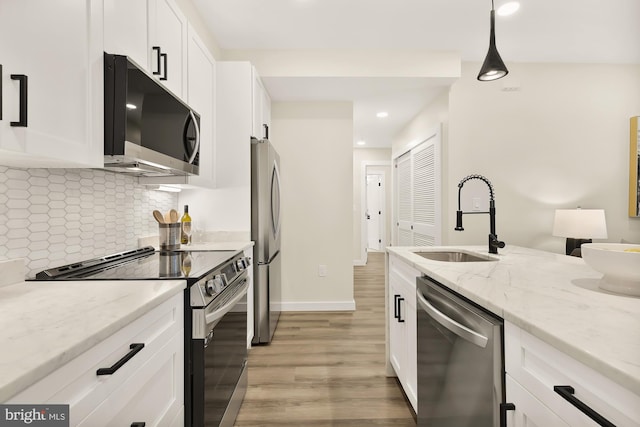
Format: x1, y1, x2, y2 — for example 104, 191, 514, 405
581, 243, 640, 296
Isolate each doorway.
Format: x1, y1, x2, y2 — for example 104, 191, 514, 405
366, 173, 385, 251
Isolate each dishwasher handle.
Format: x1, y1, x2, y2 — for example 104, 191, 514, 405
416, 288, 488, 348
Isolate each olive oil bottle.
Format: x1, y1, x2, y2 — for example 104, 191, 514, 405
180, 205, 192, 245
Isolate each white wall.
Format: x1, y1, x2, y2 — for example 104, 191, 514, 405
394, 62, 640, 252
271, 102, 355, 310
352, 148, 392, 263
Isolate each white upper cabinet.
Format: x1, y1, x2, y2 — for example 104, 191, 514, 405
150, 0, 187, 98
0, 0, 104, 168
252, 70, 271, 140
103, 0, 149, 68
215, 62, 271, 188
184, 24, 215, 189
104, 0, 187, 99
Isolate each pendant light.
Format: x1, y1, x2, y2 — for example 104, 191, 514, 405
477, 0, 509, 81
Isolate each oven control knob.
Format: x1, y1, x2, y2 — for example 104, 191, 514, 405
205, 279, 216, 296
204, 279, 216, 296
236, 259, 245, 271
213, 274, 226, 291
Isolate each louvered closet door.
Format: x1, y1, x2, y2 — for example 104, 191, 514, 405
411, 141, 439, 246
393, 128, 441, 247
395, 152, 413, 246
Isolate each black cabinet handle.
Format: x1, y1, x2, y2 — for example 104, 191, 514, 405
96, 343, 144, 376
160, 53, 168, 81
152, 46, 162, 76
263, 123, 269, 139
553, 385, 615, 427
500, 402, 515, 427
10, 74, 27, 127
130, 423, 146, 427
397, 297, 405, 323
393, 294, 400, 319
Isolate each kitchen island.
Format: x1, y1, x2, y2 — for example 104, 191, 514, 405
386, 245, 640, 425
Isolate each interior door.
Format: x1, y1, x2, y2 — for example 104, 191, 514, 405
366, 173, 384, 250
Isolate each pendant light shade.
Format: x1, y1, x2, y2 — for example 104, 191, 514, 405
477, 4, 509, 81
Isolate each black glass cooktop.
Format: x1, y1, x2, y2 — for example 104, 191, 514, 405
33, 247, 240, 282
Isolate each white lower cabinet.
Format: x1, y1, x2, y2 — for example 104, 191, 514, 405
505, 321, 640, 427
387, 254, 418, 412
506, 374, 569, 427
8, 293, 184, 427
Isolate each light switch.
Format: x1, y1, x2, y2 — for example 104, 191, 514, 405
318, 265, 327, 277
473, 197, 481, 211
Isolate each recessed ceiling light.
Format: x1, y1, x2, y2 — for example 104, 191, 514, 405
356, 140, 366, 146
376, 112, 388, 118
497, 1, 520, 16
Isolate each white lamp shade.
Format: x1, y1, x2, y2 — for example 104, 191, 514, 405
552, 209, 608, 239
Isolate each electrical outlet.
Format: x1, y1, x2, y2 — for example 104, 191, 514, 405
318, 265, 327, 277
473, 197, 481, 211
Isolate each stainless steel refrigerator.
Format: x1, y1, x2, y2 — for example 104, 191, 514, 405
251, 137, 282, 344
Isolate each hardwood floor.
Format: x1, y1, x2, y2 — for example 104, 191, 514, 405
234, 252, 416, 426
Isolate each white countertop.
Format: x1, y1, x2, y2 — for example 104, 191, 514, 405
387, 245, 640, 396
0, 279, 186, 402
174, 241, 254, 252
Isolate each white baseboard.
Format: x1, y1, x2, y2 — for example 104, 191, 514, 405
277, 300, 356, 312
353, 259, 366, 266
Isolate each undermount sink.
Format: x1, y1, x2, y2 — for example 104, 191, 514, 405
414, 251, 498, 262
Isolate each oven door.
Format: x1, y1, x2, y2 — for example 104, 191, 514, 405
191, 278, 249, 427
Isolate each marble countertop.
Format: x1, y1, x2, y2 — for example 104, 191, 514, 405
0, 279, 186, 402
137, 234, 253, 252
387, 245, 640, 396
174, 241, 254, 252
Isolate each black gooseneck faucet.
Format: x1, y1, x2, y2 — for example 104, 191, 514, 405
455, 174, 506, 254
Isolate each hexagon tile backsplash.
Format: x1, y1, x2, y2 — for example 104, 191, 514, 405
0, 166, 177, 278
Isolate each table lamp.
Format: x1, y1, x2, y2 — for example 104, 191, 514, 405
552, 208, 608, 256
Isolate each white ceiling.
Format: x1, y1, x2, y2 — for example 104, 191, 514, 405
193, 0, 640, 147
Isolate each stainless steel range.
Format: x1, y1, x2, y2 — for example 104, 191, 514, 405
33, 246, 251, 427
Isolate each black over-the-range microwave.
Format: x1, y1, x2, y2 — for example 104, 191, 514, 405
103, 52, 200, 177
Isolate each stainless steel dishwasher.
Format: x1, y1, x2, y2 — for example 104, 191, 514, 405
416, 275, 512, 427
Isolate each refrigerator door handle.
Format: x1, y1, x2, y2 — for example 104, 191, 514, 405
271, 160, 282, 238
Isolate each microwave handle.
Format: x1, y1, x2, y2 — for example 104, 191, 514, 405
187, 110, 200, 165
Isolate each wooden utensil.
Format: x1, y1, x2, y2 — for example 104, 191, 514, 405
169, 209, 179, 223
152, 210, 165, 224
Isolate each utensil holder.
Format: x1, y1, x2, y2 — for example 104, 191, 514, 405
159, 251, 181, 277
159, 223, 181, 250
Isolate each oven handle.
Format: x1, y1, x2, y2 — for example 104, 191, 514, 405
205, 279, 249, 327
416, 288, 488, 348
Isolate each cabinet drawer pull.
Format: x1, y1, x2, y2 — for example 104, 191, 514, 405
96, 343, 145, 376
10, 74, 27, 127
393, 294, 400, 319
130, 423, 146, 427
500, 402, 515, 427
553, 385, 615, 427
152, 46, 162, 76
397, 297, 405, 323
160, 53, 168, 81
